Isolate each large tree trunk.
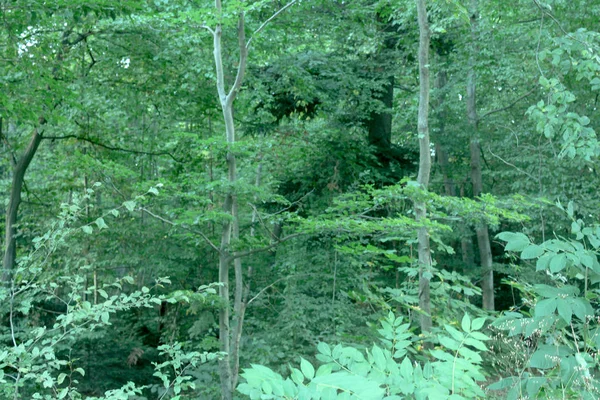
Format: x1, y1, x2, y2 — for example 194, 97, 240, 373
2, 126, 43, 283
415, 0, 432, 335
467, 0, 494, 311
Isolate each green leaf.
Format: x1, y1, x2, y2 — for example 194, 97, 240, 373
317, 342, 331, 356
400, 357, 413, 378
300, 358, 314, 380
316, 364, 332, 377
371, 345, 386, 370
556, 299, 572, 323
464, 337, 488, 351
461, 313, 471, 332
525, 377, 547, 398
580, 252, 595, 269
549, 254, 567, 273
444, 325, 464, 341
529, 349, 559, 369
536, 253, 553, 271
290, 367, 304, 385
471, 317, 486, 331
497, 232, 530, 252
82, 225, 93, 234
571, 298, 593, 320
521, 244, 544, 260
439, 336, 459, 351
123, 200, 136, 212
535, 298, 557, 317
101, 312, 110, 324
488, 376, 517, 391
57, 373, 67, 385
95, 217, 108, 230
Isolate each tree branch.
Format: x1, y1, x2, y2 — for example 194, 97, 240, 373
247, 277, 286, 305
227, 11, 248, 106
43, 135, 183, 162
230, 232, 302, 260
487, 145, 537, 181
479, 87, 536, 120
140, 207, 222, 255
247, 0, 298, 49
201, 25, 216, 36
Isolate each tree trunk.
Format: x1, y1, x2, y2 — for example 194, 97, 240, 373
367, 74, 394, 165
415, 0, 432, 335
3, 127, 43, 283
467, 0, 494, 311
433, 68, 456, 198
461, 235, 476, 274
212, 4, 247, 399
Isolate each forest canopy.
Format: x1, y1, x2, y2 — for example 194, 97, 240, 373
1, 0, 600, 399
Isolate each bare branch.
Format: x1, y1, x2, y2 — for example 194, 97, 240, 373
227, 11, 248, 105
201, 25, 216, 36
532, 0, 600, 51
247, 277, 285, 305
43, 134, 184, 163
140, 207, 222, 254
261, 189, 315, 219
247, 0, 298, 49
479, 87, 536, 120
231, 232, 302, 260
487, 146, 538, 181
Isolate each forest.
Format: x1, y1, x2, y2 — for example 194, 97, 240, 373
1, 0, 599, 399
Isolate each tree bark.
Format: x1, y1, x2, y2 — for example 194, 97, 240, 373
212, 3, 247, 398
415, 0, 432, 335
2, 126, 43, 283
467, 0, 494, 311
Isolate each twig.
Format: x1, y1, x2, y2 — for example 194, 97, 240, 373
247, 277, 286, 305
262, 189, 314, 219
247, 203, 276, 240
535, 9, 545, 78
487, 145, 538, 181
231, 232, 302, 260
479, 87, 536, 120
43, 134, 184, 163
247, 0, 298, 49
532, 0, 600, 52
140, 207, 221, 254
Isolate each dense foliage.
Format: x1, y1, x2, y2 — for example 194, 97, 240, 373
0, 0, 599, 399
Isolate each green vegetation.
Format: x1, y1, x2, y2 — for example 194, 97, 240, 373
1, 0, 599, 399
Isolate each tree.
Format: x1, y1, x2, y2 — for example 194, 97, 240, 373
202, 1, 298, 398
466, 0, 495, 311
415, 0, 432, 334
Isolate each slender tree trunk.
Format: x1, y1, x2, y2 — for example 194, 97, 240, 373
434, 68, 456, 198
212, 4, 247, 398
467, 0, 494, 311
209, 2, 296, 397
415, 0, 432, 335
2, 127, 43, 283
